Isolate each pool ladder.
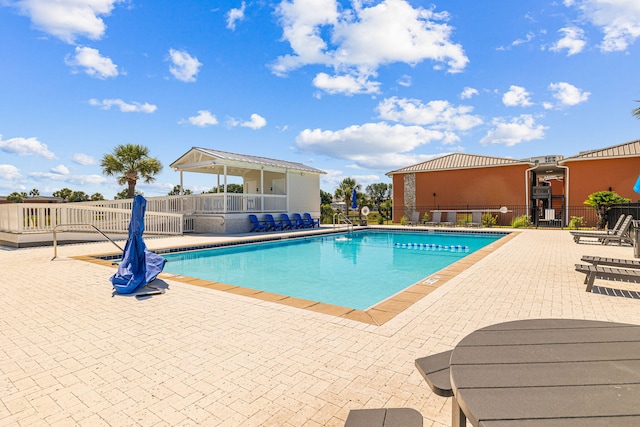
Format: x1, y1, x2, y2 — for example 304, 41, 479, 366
333, 213, 353, 233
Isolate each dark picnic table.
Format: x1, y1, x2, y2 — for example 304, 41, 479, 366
448, 318, 640, 426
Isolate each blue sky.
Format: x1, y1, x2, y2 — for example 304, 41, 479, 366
1, 0, 640, 199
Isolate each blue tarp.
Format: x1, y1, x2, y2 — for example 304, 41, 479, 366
351, 187, 357, 209
110, 195, 167, 294
634, 174, 640, 194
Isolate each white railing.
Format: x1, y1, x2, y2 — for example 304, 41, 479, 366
0, 193, 288, 235
85, 193, 287, 214
0, 203, 183, 235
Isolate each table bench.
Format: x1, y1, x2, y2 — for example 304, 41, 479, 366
344, 408, 422, 427
414, 350, 453, 397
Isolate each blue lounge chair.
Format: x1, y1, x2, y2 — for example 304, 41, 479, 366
248, 214, 268, 232
292, 213, 311, 228
264, 214, 285, 231
303, 213, 320, 228
280, 213, 297, 229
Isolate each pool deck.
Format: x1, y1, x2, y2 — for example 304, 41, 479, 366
2, 226, 640, 426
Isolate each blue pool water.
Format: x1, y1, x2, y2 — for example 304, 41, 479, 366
161, 230, 505, 310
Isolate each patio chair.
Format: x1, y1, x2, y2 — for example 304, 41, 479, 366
280, 213, 297, 229
570, 214, 626, 242
575, 263, 640, 292
441, 211, 457, 227
292, 213, 311, 228
572, 215, 633, 245
424, 211, 442, 227
406, 211, 420, 226
581, 255, 640, 269
264, 214, 285, 231
303, 213, 320, 228
467, 211, 482, 227
248, 214, 268, 232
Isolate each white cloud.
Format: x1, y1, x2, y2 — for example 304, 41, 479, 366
460, 87, 478, 99
0, 135, 56, 159
0, 164, 22, 181
8, 0, 124, 43
313, 72, 381, 95
550, 27, 587, 55
565, 0, 640, 52
28, 172, 108, 185
168, 49, 202, 82
241, 113, 267, 130
480, 114, 547, 146
273, 0, 468, 94
226, 2, 246, 30
89, 98, 157, 113
296, 121, 445, 170
502, 85, 533, 107
50, 164, 69, 175
376, 97, 483, 134
180, 110, 219, 127
65, 46, 119, 79
72, 153, 97, 165
548, 82, 591, 107
398, 74, 412, 87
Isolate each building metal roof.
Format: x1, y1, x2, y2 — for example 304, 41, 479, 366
560, 139, 640, 163
171, 147, 326, 174
386, 153, 533, 175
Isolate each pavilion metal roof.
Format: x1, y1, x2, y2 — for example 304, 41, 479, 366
560, 139, 640, 163
386, 153, 533, 175
170, 147, 326, 175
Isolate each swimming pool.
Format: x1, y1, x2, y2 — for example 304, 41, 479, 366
160, 230, 505, 310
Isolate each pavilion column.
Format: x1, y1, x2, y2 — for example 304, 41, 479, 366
179, 171, 183, 195
223, 165, 228, 213
260, 168, 264, 212
286, 171, 290, 212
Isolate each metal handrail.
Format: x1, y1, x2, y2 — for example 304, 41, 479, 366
52, 223, 123, 260
333, 212, 353, 232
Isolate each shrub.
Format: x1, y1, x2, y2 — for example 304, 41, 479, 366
568, 216, 584, 230
377, 215, 384, 225
481, 213, 497, 227
422, 212, 430, 223
400, 215, 409, 225
510, 214, 531, 228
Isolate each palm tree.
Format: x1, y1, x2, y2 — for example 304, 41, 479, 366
101, 144, 162, 198
334, 177, 360, 215
633, 101, 640, 119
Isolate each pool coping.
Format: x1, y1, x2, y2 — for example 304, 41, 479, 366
74, 227, 519, 326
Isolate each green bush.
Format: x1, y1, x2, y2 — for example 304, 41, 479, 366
421, 212, 430, 223
400, 215, 409, 225
510, 214, 531, 228
568, 216, 584, 230
481, 213, 497, 227
320, 204, 334, 224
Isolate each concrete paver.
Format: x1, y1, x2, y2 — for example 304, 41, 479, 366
2, 229, 640, 426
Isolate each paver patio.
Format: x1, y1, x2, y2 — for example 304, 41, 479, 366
2, 228, 640, 426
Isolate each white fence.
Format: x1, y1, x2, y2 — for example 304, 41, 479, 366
0, 203, 183, 235
0, 193, 289, 236
86, 193, 288, 214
